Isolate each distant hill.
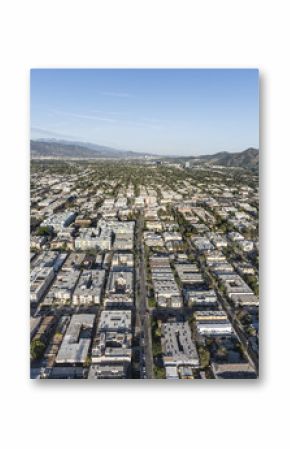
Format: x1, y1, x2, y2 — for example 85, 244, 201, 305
199, 148, 259, 169
31, 139, 259, 168
30, 139, 154, 159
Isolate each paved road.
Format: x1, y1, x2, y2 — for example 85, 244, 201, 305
136, 213, 154, 379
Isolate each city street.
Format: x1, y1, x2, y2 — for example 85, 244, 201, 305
136, 214, 154, 378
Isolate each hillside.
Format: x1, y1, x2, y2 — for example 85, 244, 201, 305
199, 148, 259, 169
30, 139, 152, 159
30, 140, 259, 169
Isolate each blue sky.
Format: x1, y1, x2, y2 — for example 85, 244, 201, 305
30, 69, 259, 156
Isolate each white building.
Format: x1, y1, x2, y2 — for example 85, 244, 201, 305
75, 228, 112, 251
195, 311, 232, 335
30, 266, 55, 303
41, 211, 76, 232
196, 322, 232, 335
72, 270, 105, 305
186, 289, 217, 306
162, 322, 199, 370
56, 314, 95, 364
111, 253, 134, 270
98, 310, 131, 333
44, 269, 80, 304
91, 331, 132, 364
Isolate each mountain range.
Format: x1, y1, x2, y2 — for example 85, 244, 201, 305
30, 139, 259, 169
30, 139, 152, 159
197, 147, 259, 169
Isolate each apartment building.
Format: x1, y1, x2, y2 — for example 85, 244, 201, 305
161, 322, 200, 379
72, 269, 105, 305
56, 314, 95, 364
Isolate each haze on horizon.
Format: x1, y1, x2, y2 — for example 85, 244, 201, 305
30, 69, 259, 156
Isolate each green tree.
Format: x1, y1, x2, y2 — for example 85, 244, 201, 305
246, 326, 257, 337
84, 355, 92, 367
198, 346, 210, 368
154, 366, 166, 379
152, 339, 162, 357
30, 339, 46, 360
36, 226, 51, 236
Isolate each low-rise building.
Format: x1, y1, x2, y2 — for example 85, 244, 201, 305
207, 232, 228, 248
88, 364, 127, 379
163, 232, 183, 242
186, 289, 217, 306
75, 215, 92, 227
62, 253, 86, 271
175, 263, 204, 285
41, 211, 76, 232
30, 235, 47, 250
152, 280, 182, 308
75, 228, 112, 251
56, 314, 95, 364
30, 266, 55, 303
144, 232, 164, 247
150, 255, 182, 307
107, 271, 133, 297
218, 273, 259, 306
32, 250, 67, 272
162, 322, 200, 376
211, 362, 257, 379
91, 331, 132, 364
113, 233, 134, 250
194, 311, 232, 335
145, 221, 163, 231
191, 236, 214, 253
228, 232, 244, 242
238, 240, 254, 252
44, 269, 80, 304
98, 310, 131, 333
111, 252, 134, 271
72, 269, 105, 305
